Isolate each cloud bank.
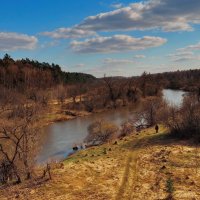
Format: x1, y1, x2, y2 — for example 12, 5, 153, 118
78, 0, 200, 32
0, 32, 38, 51
169, 41, 200, 62
71, 35, 167, 53
43, 0, 200, 43
103, 58, 135, 65
41, 27, 97, 39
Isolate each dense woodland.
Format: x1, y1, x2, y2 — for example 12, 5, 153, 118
0, 54, 95, 90
151, 70, 200, 91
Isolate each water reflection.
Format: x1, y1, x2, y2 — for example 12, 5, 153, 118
162, 89, 186, 107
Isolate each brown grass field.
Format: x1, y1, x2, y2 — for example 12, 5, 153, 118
1, 126, 200, 200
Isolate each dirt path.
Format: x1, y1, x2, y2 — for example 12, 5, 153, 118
115, 151, 138, 200
115, 134, 151, 200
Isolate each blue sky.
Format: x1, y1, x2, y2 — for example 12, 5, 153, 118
0, 0, 200, 77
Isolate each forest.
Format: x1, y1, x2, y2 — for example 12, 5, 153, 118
0, 54, 95, 90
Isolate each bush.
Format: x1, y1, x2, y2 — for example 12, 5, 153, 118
85, 120, 119, 145
120, 122, 135, 137
167, 95, 200, 140
133, 97, 165, 128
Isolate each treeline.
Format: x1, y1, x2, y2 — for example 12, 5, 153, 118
151, 69, 200, 91
71, 73, 162, 112
0, 54, 95, 91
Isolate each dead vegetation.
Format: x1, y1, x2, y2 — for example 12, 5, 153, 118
1, 126, 200, 200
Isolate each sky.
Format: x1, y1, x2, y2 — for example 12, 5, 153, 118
0, 0, 200, 77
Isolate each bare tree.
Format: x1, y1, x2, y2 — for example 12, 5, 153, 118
0, 87, 15, 115
120, 122, 135, 137
68, 86, 79, 105
166, 95, 200, 139
56, 84, 67, 105
0, 103, 44, 184
85, 120, 119, 145
132, 97, 164, 129
0, 127, 24, 183
103, 76, 128, 107
139, 72, 148, 98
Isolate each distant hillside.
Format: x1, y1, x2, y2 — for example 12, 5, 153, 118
102, 69, 200, 92
0, 54, 96, 90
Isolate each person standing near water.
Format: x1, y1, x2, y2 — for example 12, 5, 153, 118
155, 124, 159, 133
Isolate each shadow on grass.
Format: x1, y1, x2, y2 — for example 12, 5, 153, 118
121, 131, 199, 152
115, 154, 133, 200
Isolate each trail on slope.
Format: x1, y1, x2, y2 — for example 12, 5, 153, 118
115, 135, 151, 200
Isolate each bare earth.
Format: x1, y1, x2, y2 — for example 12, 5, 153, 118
1, 126, 200, 200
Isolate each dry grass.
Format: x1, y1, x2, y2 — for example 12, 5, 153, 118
1, 126, 200, 200
39, 103, 91, 127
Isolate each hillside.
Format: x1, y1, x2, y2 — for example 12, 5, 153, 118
1, 126, 199, 200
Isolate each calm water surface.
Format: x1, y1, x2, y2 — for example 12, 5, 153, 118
162, 89, 186, 107
37, 89, 186, 163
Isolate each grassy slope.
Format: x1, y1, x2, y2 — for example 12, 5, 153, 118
1, 126, 200, 200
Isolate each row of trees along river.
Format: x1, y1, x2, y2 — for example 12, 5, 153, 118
37, 89, 186, 163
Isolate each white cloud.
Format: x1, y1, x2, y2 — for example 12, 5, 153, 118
0, 32, 38, 51
103, 58, 135, 65
178, 42, 200, 52
41, 27, 97, 39
70, 35, 167, 53
41, 40, 59, 48
134, 54, 146, 59
169, 51, 199, 62
74, 63, 85, 68
169, 42, 200, 62
41, 0, 200, 43
111, 3, 123, 9
77, 0, 200, 32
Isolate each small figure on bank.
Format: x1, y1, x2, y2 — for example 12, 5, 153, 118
72, 145, 78, 151
155, 124, 159, 133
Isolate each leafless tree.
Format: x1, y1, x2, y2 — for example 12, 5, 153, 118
68, 86, 79, 105
120, 122, 135, 137
132, 97, 164, 129
56, 84, 67, 105
166, 95, 200, 139
103, 76, 129, 107
85, 120, 119, 145
0, 103, 44, 184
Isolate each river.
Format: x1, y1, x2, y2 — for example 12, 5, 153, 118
37, 89, 186, 163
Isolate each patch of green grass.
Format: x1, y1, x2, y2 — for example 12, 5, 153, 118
63, 145, 112, 165
166, 177, 174, 199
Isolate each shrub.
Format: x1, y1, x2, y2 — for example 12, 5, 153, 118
167, 95, 200, 140
133, 97, 165, 128
85, 120, 119, 145
120, 122, 135, 137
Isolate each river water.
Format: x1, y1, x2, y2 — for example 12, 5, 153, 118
37, 89, 186, 163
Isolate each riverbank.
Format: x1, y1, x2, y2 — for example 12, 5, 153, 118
38, 98, 139, 128
39, 88, 186, 129
36, 94, 168, 163
1, 126, 200, 200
